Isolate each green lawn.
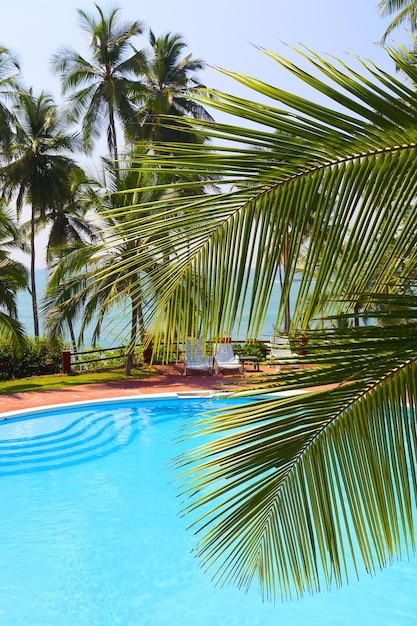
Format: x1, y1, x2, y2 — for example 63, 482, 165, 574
0, 367, 155, 395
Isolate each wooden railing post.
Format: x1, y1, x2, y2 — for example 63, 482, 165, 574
62, 350, 72, 374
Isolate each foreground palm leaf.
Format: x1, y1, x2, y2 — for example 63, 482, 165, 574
175, 307, 417, 599
101, 44, 417, 598
105, 45, 417, 346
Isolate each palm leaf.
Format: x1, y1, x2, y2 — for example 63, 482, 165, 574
175, 315, 417, 599
101, 45, 417, 342
98, 44, 417, 598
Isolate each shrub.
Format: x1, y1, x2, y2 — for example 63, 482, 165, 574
232, 341, 269, 360
0, 336, 65, 380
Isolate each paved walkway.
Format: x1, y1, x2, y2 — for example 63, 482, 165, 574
0, 364, 269, 415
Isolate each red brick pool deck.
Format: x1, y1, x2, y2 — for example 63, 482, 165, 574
0, 364, 272, 415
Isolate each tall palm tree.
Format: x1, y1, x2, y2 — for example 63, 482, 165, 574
379, 0, 417, 42
132, 30, 212, 144
0, 90, 82, 336
51, 4, 146, 164
95, 43, 417, 601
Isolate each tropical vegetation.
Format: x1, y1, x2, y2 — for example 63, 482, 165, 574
0, 4, 210, 354
132, 29, 213, 144
0, 335, 64, 380
379, 0, 417, 41
0, 90, 83, 337
0, 0, 417, 605
51, 4, 146, 163
0, 204, 28, 347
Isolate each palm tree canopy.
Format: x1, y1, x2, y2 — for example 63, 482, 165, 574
95, 43, 417, 600
0, 46, 21, 151
51, 4, 146, 157
379, 0, 417, 42
0, 203, 28, 348
1, 90, 83, 216
133, 30, 213, 143
35, 167, 102, 263
0, 89, 83, 335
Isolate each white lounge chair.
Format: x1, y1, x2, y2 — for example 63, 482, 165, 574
184, 338, 212, 375
269, 334, 294, 359
213, 343, 243, 375
270, 345, 294, 359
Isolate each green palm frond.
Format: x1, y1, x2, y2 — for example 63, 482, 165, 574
379, 0, 417, 42
100, 45, 417, 343
174, 305, 417, 599
94, 44, 417, 599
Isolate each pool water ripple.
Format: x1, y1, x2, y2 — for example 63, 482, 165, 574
0, 399, 195, 475
0, 407, 149, 474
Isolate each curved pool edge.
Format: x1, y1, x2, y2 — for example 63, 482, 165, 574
0, 390, 227, 421
0, 386, 312, 422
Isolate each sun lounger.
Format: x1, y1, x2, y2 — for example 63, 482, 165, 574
213, 343, 243, 375
184, 338, 212, 375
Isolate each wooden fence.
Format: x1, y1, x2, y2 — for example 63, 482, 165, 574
62, 346, 126, 374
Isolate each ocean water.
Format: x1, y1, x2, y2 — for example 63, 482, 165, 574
17, 269, 131, 348
17, 268, 293, 348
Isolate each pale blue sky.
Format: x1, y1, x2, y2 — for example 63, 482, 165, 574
0, 1, 406, 266
1, 1, 400, 106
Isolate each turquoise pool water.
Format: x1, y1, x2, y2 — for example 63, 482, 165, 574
0, 396, 416, 625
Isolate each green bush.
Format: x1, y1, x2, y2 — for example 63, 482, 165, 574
232, 341, 269, 360
0, 336, 65, 380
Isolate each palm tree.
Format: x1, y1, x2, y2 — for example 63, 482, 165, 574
44, 156, 169, 364
37, 167, 101, 264
0, 46, 21, 153
94, 43, 417, 601
379, 0, 417, 42
51, 4, 146, 165
132, 30, 212, 144
0, 202, 28, 348
44, 151, 216, 367
0, 90, 82, 336
32, 168, 101, 351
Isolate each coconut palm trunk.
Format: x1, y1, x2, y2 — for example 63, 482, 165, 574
29, 212, 39, 336
125, 281, 147, 375
278, 226, 291, 335
125, 307, 137, 375
108, 107, 119, 173
283, 227, 291, 334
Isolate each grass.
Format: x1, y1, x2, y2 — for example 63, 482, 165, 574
0, 366, 156, 395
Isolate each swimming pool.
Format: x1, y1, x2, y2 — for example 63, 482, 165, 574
0, 395, 416, 625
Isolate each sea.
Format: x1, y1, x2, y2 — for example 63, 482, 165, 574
17, 268, 294, 349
